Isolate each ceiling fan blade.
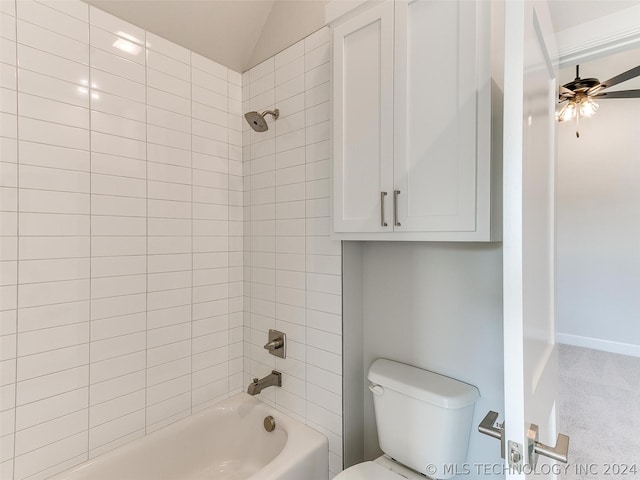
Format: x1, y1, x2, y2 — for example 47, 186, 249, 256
559, 86, 575, 98
593, 89, 640, 99
589, 65, 640, 94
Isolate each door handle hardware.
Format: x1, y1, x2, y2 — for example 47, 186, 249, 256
478, 410, 505, 458
393, 190, 401, 226
529, 423, 570, 464
381, 192, 388, 226
478, 410, 502, 439
479, 412, 570, 465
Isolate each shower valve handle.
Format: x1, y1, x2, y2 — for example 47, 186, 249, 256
264, 329, 286, 359
264, 339, 283, 350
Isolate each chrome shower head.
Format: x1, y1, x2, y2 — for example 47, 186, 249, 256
244, 109, 279, 132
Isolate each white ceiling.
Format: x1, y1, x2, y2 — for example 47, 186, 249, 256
547, 0, 640, 32
560, 45, 640, 89
83, 0, 326, 73
84, 0, 640, 73
84, 0, 276, 73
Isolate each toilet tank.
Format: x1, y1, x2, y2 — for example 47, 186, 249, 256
368, 359, 480, 479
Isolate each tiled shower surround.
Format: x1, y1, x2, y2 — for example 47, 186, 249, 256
0, 2, 342, 480
0, 1, 244, 478
242, 28, 343, 478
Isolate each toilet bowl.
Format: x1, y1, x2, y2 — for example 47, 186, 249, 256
336, 359, 480, 480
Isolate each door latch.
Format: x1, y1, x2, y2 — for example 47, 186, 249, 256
508, 440, 523, 469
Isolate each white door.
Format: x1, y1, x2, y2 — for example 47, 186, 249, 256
332, 1, 395, 233
393, 0, 478, 233
503, 0, 567, 477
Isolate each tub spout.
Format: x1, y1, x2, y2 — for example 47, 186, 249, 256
248, 371, 282, 395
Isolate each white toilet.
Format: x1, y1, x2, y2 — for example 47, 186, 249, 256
336, 359, 480, 480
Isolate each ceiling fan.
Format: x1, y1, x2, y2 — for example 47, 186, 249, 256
557, 64, 640, 137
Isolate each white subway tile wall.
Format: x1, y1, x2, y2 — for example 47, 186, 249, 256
243, 27, 342, 478
1, 3, 342, 479
0, 1, 243, 478
145, 30, 192, 435
90, 4, 146, 459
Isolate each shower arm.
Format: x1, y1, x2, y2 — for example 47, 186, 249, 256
261, 109, 280, 120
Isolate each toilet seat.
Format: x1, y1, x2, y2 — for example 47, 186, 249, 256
334, 456, 429, 480
333, 461, 401, 480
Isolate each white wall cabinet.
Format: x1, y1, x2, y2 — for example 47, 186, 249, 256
332, 1, 395, 234
331, 0, 502, 241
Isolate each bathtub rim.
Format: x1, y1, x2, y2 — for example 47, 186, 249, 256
47, 391, 329, 480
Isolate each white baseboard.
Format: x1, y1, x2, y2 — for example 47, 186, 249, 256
556, 333, 640, 358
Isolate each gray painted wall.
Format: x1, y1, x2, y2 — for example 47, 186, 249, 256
343, 241, 505, 477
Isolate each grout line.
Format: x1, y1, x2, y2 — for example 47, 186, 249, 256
11, 0, 19, 474
145, 64, 193, 88
15, 136, 84, 154
302, 57, 308, 419
163, 99, 229, 128
189, 51, 195, 413
14, 92, 91, 123
226, 65, 232, 398
17, 351, 141, 387
15, 398, 92, 435
86, 427, 145, 462
245, 72, 252, 385
145, 407, 191, 434
190, 63, 231, 85
144, 28, 149, 434
15, 422, 90, 460
144, 349, 193, 370
15, 367, 90, 409
16, 13, 88, 46
86, 8, 94, 459
144, 44, 190, 69
145, 389, 192, 412
88, 404, 146, 432
22, 452, 92, 480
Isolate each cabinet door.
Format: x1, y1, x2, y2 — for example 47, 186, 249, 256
393, 0, 480, 233
332, 1, 395, 233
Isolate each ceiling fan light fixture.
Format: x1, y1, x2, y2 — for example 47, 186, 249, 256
556, 101, 576, 122
556, 63, 640, 137
579, 97, 599, 118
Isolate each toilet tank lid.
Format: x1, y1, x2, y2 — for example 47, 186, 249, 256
368, 359, 480, 409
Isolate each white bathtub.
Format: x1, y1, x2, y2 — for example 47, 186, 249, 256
50, 393, 329, 480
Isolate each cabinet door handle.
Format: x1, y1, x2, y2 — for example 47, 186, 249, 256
380, 192, 388, 227
393, 190, 401, 226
